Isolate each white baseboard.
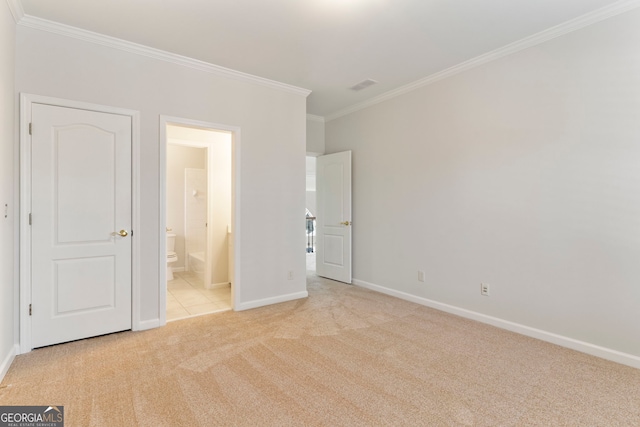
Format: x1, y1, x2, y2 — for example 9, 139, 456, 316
353, 278, 640, 370
205, 282, 231, 290
235, 291, 308, 311
172, 267, 185, 273
135, 318, 161, 331
0, 344, 18, 384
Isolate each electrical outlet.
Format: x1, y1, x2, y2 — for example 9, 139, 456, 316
287, 270, 294, 280
418, 270, 425, 282
480, 283, 490, 296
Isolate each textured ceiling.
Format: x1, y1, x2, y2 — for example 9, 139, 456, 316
19, 0, 629, 117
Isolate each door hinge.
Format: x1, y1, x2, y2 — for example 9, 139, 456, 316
29, 304, 32, 316
28, 213, 32, 225
29, 123, 32, 135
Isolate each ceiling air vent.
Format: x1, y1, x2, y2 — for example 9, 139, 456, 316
349, 79, 378, 91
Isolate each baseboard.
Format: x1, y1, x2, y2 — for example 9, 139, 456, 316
353, 278, 640, 370
205, 282, 231, 290
172, 267, 185, 273
235, 291, 308, 311
135, 318, 161, 331
0, 344, 18, 384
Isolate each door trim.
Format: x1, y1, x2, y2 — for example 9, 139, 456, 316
19, 93, 141, 354
159, 115, 241, 323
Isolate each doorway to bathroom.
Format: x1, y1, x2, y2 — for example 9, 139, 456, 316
160, 117, 237, 322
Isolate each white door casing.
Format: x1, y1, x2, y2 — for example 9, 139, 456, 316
30, 103, 132, 348
316, 151, 352, 283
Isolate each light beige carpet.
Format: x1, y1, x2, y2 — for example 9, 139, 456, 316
1, 274, 639, 426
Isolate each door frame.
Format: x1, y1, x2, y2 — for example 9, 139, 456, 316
159, 115, 241, 323
19, 93, 141, 354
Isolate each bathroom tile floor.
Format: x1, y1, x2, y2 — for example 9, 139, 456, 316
166, 271, 232, 322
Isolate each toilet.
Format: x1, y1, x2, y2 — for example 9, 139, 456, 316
167, 232, 178, 281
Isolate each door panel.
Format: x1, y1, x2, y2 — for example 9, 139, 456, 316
55, 125, 116, 243
316, 151, 352, 283
31, 103, 132, 348
55, 257, 115, 314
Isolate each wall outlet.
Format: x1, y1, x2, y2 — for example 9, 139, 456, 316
418, 270, 425, 282
480, 283, 490, 296
287, 270, 294, 280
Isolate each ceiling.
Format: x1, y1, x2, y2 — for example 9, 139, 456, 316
18, 0, 627, 117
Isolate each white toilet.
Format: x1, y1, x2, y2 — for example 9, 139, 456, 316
167, 232, 178, 281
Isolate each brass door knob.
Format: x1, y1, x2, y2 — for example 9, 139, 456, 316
340, 221, 352, 226
118, 230, 129, 237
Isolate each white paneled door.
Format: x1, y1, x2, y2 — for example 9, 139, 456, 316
316, 151, 352, 283
30, 103, 132, 348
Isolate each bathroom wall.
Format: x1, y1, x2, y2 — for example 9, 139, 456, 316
166, 144, 206, 270
207, 134, 232, 285
184, 168, 207, 273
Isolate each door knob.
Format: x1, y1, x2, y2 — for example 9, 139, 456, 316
340, 221, 352, 226
117, 230, 129, 237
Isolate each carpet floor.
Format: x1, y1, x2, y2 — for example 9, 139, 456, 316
1, 274, 639, 426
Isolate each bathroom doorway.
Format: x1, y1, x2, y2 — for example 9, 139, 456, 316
160, 117, 237, 322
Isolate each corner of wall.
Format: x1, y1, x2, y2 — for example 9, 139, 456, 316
353, 279, 640, 370
306, 116, 325, 155
5, 0, 25, 24
0, 344, 18, 384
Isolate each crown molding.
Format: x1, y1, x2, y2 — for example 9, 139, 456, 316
17, 14, 312, 98
5, 0, 24, 23
306, 114, 325, 123
326, 0, 640, 121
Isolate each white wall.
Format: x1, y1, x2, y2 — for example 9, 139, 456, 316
208, 134, 232, 285
184, 168, 207, 272
166, 144, 206, 270
306, 116, 325, 155
15, 25, 308, 324
305, 191, 316, 217
326, 9, 640, 360
305, 118, 323, 216
305, 156, 317, 215
0, 1, 16, 381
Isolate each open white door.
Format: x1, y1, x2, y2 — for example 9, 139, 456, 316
30, 103, 132, 348
316, 151, 352, 283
